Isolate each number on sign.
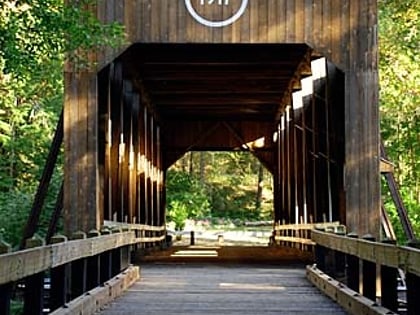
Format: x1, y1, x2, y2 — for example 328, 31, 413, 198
200, 0, 229, 5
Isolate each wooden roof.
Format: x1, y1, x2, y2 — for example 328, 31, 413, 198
119, 43, 311, 123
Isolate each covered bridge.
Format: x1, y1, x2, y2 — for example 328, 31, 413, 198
64, 0, 380, 238
3, 2, 419, 315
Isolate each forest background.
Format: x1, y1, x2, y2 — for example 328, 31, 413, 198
0, 0, 418, 246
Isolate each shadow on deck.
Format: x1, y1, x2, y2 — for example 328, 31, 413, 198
136, 244, 314, 264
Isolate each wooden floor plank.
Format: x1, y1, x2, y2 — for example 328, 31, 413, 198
99, 264, 348, 314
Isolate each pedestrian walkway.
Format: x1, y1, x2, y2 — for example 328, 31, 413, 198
99, 264, 348, 315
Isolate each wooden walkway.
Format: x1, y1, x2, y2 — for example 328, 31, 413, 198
99, 264, 348, 315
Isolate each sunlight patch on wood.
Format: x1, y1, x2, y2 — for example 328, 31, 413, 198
219, 282, 286, 290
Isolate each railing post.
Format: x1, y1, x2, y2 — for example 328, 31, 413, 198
333, 226, 346, 281
70, 231, 87, 299
361, 234, 376, 301
100, 229, 112, 283
50, 235, 69, 311
87, 230, 101, 290
111, 228, 122, 276
346, 232, 359, 292
23, 236, 45, 315
323, 226, 335, 274
407, 239, 420, 315
0, 240, 12, 315
120, 227, 131, 271
380, 239, 398, 313
314, 230, 326, 272
190, 230, 195, 246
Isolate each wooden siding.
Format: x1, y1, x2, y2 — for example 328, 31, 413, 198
64, 0, 379, 238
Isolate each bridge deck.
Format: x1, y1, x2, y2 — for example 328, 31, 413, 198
99, 263, 347, 315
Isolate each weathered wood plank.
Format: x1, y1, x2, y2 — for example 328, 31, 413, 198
100, 264, 347, 315
50, 266, 139, 315
87, 73, 100, 229
0, 232, 137, 285
63, 72, 79, 235
307, 265, 394, 315
312, 230, 420, 277
0, 247, 51, 286
274, 221, 340, 231
274, 236, 315, 245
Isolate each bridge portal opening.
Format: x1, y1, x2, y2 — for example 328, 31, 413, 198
165, 151, 274, 243
97, 43, 345, 238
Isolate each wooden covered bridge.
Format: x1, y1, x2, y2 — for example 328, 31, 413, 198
1, 1, 419, 314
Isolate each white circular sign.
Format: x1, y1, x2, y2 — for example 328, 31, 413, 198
185, 0, 249, 28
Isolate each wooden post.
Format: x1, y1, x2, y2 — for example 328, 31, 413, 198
23, 237, 45, 315
190, 231, 195, 246
70, 231, 87, 299
380, 239, 398, 313
361, 234, 376, 301
120, 227, 131, 271
99, 229, 112, 283
87, 230, 101, 290
407, 240, 420, 315
314, 233, 326, 272
50, 235, 68, 311
333, 227, 346, 281
111, 228, 122, 276
346, 232, 359, 292
0, 240, 12, 315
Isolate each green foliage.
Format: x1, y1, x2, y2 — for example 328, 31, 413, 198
166, 169, 211, 229
167, 200, 189, 231
165, 152, 273, 228
379, 0, 420, 239
11, 300, 23, 315
383, 183, 420, 244
0, 1, 125, 246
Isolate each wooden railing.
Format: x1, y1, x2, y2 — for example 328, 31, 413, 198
308, 229, 420, 315
103, 221, 166, 244
272, 221, 342, 250
0, 223, 166, 315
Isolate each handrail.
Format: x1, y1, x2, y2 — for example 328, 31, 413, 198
0, 232, 135, 286
312, 230, 420, 277
272, 221, 342, 249
0, 223, 168, 315
274, 221, 340, 231
309, 229, 420, 314
103, 220, 166, 232
0, 223, 167, 286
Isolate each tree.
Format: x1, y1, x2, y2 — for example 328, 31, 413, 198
379, 0, 420, 240
166, 152, 273, 225
0, 0, 124, 246
165, 168, 211, 229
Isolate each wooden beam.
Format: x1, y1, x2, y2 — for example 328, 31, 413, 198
0, 232, 136, 285
380, 157, 394, 173
50, 266, 139, 315
307, 265, 395, 315
274, 221, 340, 231
312, 230, 420, 277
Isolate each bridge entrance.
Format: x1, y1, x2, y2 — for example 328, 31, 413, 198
63, 1, 381, 240
3, 3, 409, 315
94, 43, 345, 238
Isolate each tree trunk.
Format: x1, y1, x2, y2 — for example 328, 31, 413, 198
189, 152, 194, 175
256, 163, 264, 211
199, 152, 206, 185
